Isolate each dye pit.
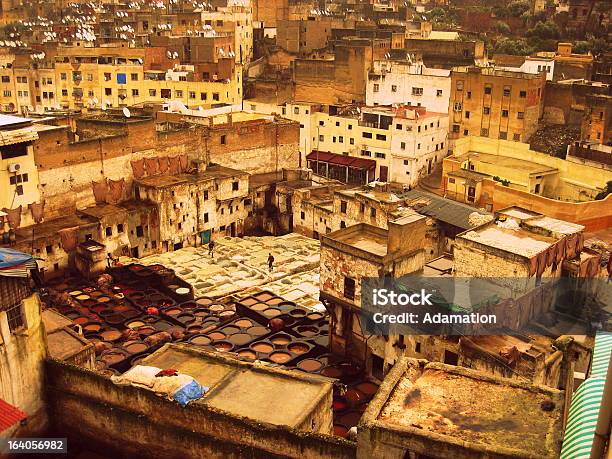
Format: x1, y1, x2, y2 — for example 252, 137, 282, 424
42, 259, 379, 438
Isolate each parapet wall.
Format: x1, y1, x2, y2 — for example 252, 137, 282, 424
46, 360, 356, 459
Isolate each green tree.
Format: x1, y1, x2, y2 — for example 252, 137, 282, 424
526, 21, 560, 39
496, 21, 511, 34
494, 38, 533, 55
508, 0, 531, 17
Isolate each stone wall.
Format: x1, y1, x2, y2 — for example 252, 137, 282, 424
45, 360, 355, 459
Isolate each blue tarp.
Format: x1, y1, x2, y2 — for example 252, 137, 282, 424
173, 380, 208, 407
0, 248, 34, 270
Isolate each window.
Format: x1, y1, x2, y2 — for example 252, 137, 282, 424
466, 91, 472, 99
131, 73, 138, 81
375, 152, 386, 159
200, 92, 207, 100
149, 89, 156, 96
391, 85, 397, 92
105, 227, 112, 237
6, 302, 24, 332
220, 135, 226, 145
189, 91, 196, 99
293, 107, 299, 115
340, 201, 347, 213
400, 142, 406, 150
480, 128, 489, 137
136, 226, 144, 237
456, 80, 464, 90
503, 87, 511, 97
484, 85, 492, 94
463, 129, 469, 136
517, 112, 525, 119
232, 181, 239, 191
300, 211, 305, 220
60, 73, 67, 80
453, 102, 462, 112
9, 173, 28, 184
3, 90, 11, 97
319, 120, 325, 126
370, 207, 376, 218
499, 131, 507, 140
375, 134, 386, 141
502, 109, 509, 117
212, 93, 220, 101
117, 224, 124, 233
452, 124, 460, 133
396, 123, 402, 130
519, 90, 527, 98
361, 150, 371, 157
465, 111, 470, 119
348, 124, 353, 130
373, 84, 379, 92
417, 143, 421, 150
335, 121, 340, 127
204, 213, 209, 223
132, 89, 139, 96
483, 106, 490, 115
448, 178, 455, 184
350, 138, 354, 145
175, 90, 183, 98
412, 87, 423, 96
105, 88, 112, 96
344, 277, 355, 300
339, 136, 344, 143
319, 135, 324, 142
513, 133, 521, 141
104, 72, 111, 81
362, 132, 372, 139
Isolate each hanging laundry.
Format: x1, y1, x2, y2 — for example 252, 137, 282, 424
131, 159, 146, 178
28, 201, 45, 224
2, 206, 22, 229
92, 180, 108, 204
58, 226, 79, 251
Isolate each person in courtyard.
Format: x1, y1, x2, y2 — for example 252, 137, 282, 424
267, 253, 274, 272
208, 240, 215, 258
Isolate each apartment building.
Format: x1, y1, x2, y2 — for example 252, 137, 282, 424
312, 105, 448, 185
449, 66, 546, 144
366, 58, 452, 114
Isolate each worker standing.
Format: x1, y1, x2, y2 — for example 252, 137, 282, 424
267, 253, 275, 272
208, 240, 215, 258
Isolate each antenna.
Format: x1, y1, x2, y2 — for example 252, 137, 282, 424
122, 107, 131, 118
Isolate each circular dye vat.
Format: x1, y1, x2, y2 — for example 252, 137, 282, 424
355, 382, 379, 396
196, 298, 213, 307
288, 343, 309, 355
136, 326, 156, 336
333, 425, 349, 438
69, 290, 82, 296
100, 329, 123, 342
190, 335, 212, 346
321, 367, 343, 379
229, 333, 252, 347
83, 323, 102, 333
267, 298, 283, 305
187, 325, 204, 334
100, 351, 126, 365
214, 341, 233, 352
271, 335, 291, 346
237, 350, 256, 360
124, 342, 148, 354
219, 310, 235, 318
250, 303, 268, 311
177, 314, 195, 324
345, 388, 365, 405
289, 308, 306, 318
164, 307, 182, 316
297, 326, 318, 337
181, 302, 197, 310
208, 331, 226, 341
255, 292, 274, 302
221, 326, 240, 335
193, 309, 210, 318
240, 297, 258, 306
76, 294, 90, 301
235, 319, 253, 328
269, 351, 291, 364
74, 316, 90, 325
98, 296, 111, 304
176, 287, 190, 295
209, 304, 225, 313
247, 326, 268, 337
251, 342, 273, 353
307, 312, 324, 321
263, 308, 281, 318
297, 359, 324, 373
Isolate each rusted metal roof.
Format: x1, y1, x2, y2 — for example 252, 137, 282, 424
306, 151, 376, 170
0, 398, 27, 433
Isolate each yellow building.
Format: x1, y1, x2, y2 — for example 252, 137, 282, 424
0, 115, 41, 217
53, 47, 242, 110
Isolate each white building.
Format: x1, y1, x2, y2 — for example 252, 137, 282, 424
366, 59, 452, 113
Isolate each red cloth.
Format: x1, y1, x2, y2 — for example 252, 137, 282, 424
107, 179, 125, 204
131, 159, 146, 179
555, 239, 566, 264
155, 369, 178, 377
28, 201, 45, 223
58, 226, 79, 252
0, 398, 27, 433
168, 156, 181, 175
2, 206, 22, 229
566, 234, 577, 260
179, 154, 188, 172
92, 180, 108, 204
158, 156, 169, 174
145, 157, 159, 176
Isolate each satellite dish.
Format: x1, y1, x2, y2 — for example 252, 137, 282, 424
35, 105, 44, 114
172, 51, 178, 59
92, 97, 99, 104
166, 50, 172, 58
122, 107, 131, 118
101, 102, 107, 111
198, 106, 204, 111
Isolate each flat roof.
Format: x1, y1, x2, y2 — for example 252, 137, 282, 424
142, 344, 332, 428
0, 113, 32, 129
469, 152, 558, 175
376, 361, 563, 458
460, 223, 556, 258
324, 224, 388, 257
